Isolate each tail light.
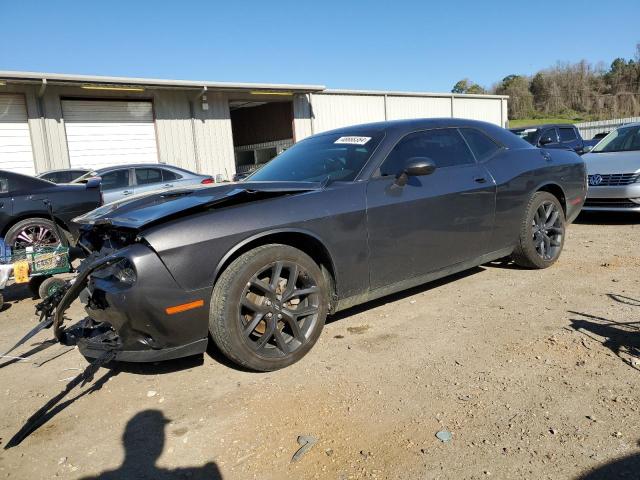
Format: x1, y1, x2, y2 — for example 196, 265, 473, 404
201, 177, 214, 184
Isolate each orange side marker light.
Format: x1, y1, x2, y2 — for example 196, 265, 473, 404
165, 300, 204, 315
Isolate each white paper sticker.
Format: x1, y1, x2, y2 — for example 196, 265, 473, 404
334, 136, 371, 145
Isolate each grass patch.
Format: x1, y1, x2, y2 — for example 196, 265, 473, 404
508, 117, 585, 128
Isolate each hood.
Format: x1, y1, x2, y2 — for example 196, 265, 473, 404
72, 181, 322, 229
582, 150, 640, 175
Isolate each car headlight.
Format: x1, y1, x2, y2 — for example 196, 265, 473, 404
112, 258, 137, 285
92, 258, 137, 286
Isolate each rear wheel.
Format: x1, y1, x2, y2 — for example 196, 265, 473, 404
209, 244, 328, 371
4, 218, 66, 250
512, 191, 565, 269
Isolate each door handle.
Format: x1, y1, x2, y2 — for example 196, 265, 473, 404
123, 190, 133, 195
473, 177, 487, 184
163, 183, 174, 188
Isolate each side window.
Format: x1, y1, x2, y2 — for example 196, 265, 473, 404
559, 127, 578, 143
459, 128, 501, 161
540, 128, 558, 144
380, 128, 475, 176
0, 177, 8, 194
136, 168, 163, 185
100, 170, 130, 191
161, 169, 181, 181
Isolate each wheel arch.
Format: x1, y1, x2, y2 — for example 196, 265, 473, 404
213, 229, 339, 310
535, 182, 567, 214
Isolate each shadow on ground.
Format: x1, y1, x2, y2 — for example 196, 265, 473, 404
79, 410, 222, 480
576, 441, 640, 479
569, 293, 640, 371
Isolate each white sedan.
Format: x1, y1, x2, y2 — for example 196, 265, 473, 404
582, 123, 640, 212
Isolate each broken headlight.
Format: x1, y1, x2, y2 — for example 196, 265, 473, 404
91, 258, 137, 286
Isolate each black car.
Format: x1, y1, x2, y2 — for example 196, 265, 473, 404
510, 124, 597, 154
0, 171, 102, 249
52, 118, 585, 372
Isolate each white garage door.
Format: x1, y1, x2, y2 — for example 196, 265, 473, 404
62, 99, 159, 169
0, 94, 35, 176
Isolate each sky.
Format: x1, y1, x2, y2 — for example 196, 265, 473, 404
1, 0, 639, 93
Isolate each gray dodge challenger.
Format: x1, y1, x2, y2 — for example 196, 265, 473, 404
44, 118, 586, 371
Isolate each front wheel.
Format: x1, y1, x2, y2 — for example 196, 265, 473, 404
209, 244, 328, 371
512, 191, 566, 269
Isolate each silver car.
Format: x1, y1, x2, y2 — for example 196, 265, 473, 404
582, 123, 640, 212
73, 164, 215, 204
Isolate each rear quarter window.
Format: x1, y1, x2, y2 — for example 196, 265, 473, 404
460, 128, 502, 161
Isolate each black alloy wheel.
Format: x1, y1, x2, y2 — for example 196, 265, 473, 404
209, 244, 328, 371
512, 191, 566, 269
239, 260, 321, 357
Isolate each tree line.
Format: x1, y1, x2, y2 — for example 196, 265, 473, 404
452, 44, 640, 120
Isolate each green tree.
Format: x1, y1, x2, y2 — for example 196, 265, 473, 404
452, 78, 486, 94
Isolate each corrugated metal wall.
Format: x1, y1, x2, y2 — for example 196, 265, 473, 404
2, 83, 507, 177
293, 91, 507, 142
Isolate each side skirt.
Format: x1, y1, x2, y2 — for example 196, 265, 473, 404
334, 247, 514, 313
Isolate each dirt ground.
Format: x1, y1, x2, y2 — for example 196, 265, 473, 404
0, 212, 639, 480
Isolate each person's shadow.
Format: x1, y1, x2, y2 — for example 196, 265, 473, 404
80, 410, 222, 480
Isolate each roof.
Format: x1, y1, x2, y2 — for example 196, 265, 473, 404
0, 70, 326, 93
0, 70, 508, 99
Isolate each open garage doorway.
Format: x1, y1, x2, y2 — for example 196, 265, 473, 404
229, 100, 294, 179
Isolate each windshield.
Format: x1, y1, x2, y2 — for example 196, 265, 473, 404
592, 125, 640, 153
247, 131, 384, 182
510, 128, 540, 145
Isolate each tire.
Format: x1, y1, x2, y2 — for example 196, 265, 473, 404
209, 244, 328, 371
512, 191, 566, 269
28, 276, 47, 297
4, 218, 67, 250
38, 276, 67, 299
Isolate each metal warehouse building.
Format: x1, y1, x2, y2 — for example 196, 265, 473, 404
0, 71, 508, 178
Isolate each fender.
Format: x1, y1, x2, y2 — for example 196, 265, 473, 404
212, 227, 338, 288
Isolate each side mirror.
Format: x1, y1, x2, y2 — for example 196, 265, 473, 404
395, 157, 436, 187
539, 136, 554, 146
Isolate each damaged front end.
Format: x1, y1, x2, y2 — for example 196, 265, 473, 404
51, 223, 210, 362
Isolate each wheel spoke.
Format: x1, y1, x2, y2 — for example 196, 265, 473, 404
281, 264, 299, 300
270, 261, 283, 290
241, 296, 268, 314
250, 279, 272, 294
545, 210, 559, 228
282, 314, 305, 341
273, 330, 290, 354
542, 234, 551, 257
284, 305, 318, 318
254, 321, 276, 350
283, 285, 319, 302
242, 312, 265, 337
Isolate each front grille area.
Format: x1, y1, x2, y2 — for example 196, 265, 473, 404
589, 173, 640, 186
584, 198, 640, 209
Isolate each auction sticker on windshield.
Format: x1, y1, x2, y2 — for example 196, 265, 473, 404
334, 136, 371, 145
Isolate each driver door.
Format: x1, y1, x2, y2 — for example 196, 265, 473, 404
365, 128, 496, 290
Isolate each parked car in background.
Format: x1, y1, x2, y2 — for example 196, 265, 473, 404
63, 118, 586, 371
581, 123, 640, 211
0, 171, 101, 249
510, 124, 597, 154
73, 164, 214, 203
592, 132, 609, 141
37, 168, 91, 184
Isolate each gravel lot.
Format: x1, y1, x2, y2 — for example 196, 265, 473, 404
0, 212, 639, 480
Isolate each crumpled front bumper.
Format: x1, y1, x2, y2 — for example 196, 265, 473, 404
69, 243, 211, 362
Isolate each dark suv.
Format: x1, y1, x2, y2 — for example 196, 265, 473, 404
510, 124, 597, 154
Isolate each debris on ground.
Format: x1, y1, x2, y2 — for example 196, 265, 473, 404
291, 435, 318, 462
436, 430, 453, 443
